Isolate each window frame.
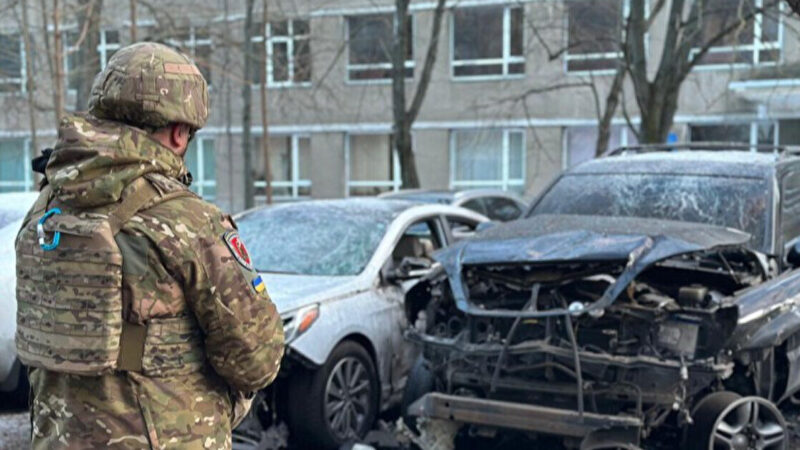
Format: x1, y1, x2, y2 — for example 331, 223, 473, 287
0, 32, 25, 94
449, 4, 526, 81
690, 0, 784, 70
345, 13, 415, 84
97, 29, 121, 70
0, 138, 33, 192
251, 19, 312, 88
345, 132, 403, 196
563, 0, 630, 75
449, 128, 526, 191
253, 134, 312, 201
187, 136, 216, 201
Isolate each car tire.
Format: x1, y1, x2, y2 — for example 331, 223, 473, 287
401, 355, 434, 432
286, 341, 379, 450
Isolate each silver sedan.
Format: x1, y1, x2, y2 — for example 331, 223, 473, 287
233, 198, 487, 449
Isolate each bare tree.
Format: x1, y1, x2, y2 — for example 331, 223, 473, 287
129, 0, 137, 41
20, 0, 39, 154
73, 0, 103, 108
52, 0, 65, 123
260, 0, 273, 204
626, 0, 777, 143
392, 0, 447, 189
241, 0, 256, 209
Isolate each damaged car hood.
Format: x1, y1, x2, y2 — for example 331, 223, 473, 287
261, 273, 359, 314
436, 214, 752, 318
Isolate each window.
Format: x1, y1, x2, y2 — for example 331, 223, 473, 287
347, 14, 413, 81
347, 134, 401, 196
184, 137, 216, 200
252, 135, 311, 200
451, 129, 525, 191
690, 122, 776, 148
452, 5, 524, 78
564, 125, 638, 168
0, 33, 24, 93
0, 139, 32, 192
565, 0, 624, 72
98, 30, 121, 69
780, 170, 800, 249
692, 0, 782, 66
393, 220, 442, 267
259, 20, 311, 86
166, 27, 213, 84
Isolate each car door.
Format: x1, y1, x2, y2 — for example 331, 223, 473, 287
379, 215, 447, 397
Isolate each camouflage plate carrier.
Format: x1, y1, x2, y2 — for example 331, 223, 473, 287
15, 176, 199, 375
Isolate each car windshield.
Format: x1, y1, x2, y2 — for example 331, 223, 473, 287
530, 173, 771, 250
237, 203, 396, 276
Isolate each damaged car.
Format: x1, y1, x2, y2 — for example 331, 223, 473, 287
404, 146, 800, 449
231, 199, 487, 449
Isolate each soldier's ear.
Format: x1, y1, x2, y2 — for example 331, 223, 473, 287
170, 123, 191, 155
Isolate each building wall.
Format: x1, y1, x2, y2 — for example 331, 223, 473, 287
1, 0, 799, 210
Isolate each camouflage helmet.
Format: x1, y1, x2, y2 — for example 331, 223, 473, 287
88, 42, 208, 130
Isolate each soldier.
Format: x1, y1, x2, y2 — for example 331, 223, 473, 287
14, 42, 284, 449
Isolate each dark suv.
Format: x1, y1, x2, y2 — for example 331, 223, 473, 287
404, 145, 800, 450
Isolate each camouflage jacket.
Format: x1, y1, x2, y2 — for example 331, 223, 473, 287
21, 114, 284, 449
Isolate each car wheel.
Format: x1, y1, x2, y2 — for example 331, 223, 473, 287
401, 355, 434, 431
286, 341, 379, 449
688, 391, 787, 450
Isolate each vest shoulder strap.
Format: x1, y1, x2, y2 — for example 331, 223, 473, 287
108, 177, 160, 235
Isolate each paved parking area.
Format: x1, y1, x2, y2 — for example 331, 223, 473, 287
0, 411, 29, 449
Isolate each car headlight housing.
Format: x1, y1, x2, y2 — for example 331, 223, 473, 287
283, 303, 320, 342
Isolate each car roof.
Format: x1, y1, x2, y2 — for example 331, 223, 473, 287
573, 151, 779, 179
379, 188, 524, 204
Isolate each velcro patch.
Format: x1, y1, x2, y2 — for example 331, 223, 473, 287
163, 63, 202, 76
223, 231, 253, 271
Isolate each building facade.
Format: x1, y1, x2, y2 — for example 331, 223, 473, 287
1, 0, 799, 212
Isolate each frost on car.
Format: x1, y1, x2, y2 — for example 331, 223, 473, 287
404, 149, 800, 450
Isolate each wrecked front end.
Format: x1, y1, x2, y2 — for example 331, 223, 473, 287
405, 215, 772, 448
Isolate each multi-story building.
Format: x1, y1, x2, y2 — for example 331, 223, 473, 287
1, 0, 799, 213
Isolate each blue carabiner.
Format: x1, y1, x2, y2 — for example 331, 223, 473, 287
37, 208, 62, 251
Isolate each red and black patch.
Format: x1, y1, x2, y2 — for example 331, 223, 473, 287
223, 231, 253, 270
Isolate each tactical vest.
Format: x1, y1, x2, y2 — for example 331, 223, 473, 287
15, 177, 205, 376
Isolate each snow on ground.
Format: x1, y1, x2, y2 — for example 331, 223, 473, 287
0, 411, 29, 450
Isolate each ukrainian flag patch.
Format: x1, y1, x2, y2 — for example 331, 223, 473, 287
252, 275, 267, 294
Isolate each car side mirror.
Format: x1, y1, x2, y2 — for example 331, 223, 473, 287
476, 221, 498, 233
383, 256, 433, 283
787, 240, 800, 267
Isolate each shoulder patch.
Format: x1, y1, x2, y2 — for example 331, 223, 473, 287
223, 230, 254, 271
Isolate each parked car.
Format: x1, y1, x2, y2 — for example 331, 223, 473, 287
404, 145, 800, 449
231, 198, 487, 449
379, 189, 527, 222
0, 192, 40, 406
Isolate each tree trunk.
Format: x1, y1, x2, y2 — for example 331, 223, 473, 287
241, 0, 255, 209
52, 0, 65, 124
392, 0, 420, 189
75, 0, 103, 110
595, 66, 626, 156
20, 0, 39, 157
260, 0, 272, 204
129, 0, 137, 41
